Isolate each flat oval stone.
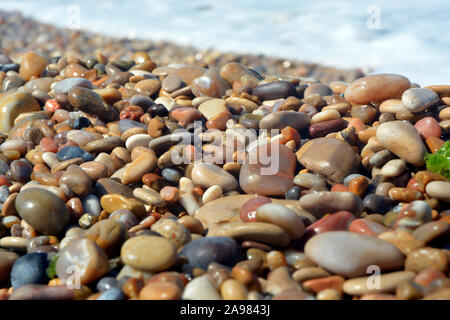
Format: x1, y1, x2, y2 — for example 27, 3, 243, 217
120, 235, 177, 272
239, 143, 296, 196
84, 136, 123, 154
376, 121, 426, 166
343, 271, 415, 295
344, 74, 411, 104
380, 159, 406, 177
402, 88, 439, 113
305, 231, 405, 277
296, 138, 360, 183
425, 181, 450, 203
55, 238, 109, 285
213, 222, 290, 247
56, 145, 95, 162
179, 237, 242, 269
412, 221, 450, 244
68, 87, 119, 123
299, 191, 363, 218
133, 188, 166, 207
191, 163, 238, 192
0, 92, 40, 132
255, 203, 305, 239
15, 188, 70, 235
253, 81, 297, 101
259, 111, 310, 131
53, 78, 93, 94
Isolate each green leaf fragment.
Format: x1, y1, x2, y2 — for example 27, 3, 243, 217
46, 253, 59, 279
425, 141, 450, 179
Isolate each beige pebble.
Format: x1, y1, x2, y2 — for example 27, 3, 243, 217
425, 181, 450, 203
255, 203, 305, 239
316, 288, 342, 300
202, 185, 223, 204
380, 159, 406, 177
220, 279, 248, 300
0, 236, 28, 251
121, 235, 177, 272
343, 271, 416, 296
133, 187, 167, 207
310, 109, 340, 124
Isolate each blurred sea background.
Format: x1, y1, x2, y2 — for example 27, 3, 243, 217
1, 0, 449, 84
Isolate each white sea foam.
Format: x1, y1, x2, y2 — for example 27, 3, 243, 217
1, 0, 450, 85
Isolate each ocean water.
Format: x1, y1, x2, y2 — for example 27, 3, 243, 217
1, 0, 450, 85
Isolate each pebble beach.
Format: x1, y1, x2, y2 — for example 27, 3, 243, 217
0, 10, 449, 301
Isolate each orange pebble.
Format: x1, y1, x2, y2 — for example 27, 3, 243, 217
406, 177, 422, 193
425, 136, 445, 153
48, 278, 63, 286
160, 186, 179, 203
44, 99, 61, 112
348, 176, 368, 197
40, 137, 58, 153
331, 184, 349, 192
92, 76, 110, 87
192, 187, 204, 197
281, 126, 301, 145
347, 118, 367, 133
303, 275, 345, 294
0, 175, 10, 187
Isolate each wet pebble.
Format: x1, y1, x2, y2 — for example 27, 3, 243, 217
180, 237, 242, 270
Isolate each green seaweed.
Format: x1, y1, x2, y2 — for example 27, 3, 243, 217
425, 141, 450, 179
46, 253, 59, 279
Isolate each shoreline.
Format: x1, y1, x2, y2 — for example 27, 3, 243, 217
0, 10, 365, 83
